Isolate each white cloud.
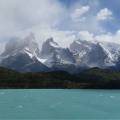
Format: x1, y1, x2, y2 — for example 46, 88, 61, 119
95, 33, 113, 43
0, 0, 65, 39
71, 6, 90, 22
92, 30, 120, 44
0, 0, 110, 41
78, 31, 94, 41
0, 0, 117, 51
76, 30, 120, 45
65, 2, 105, 34
34, 28, 76, 49
0, 42, 5, 55
15, 25, 76, 49
97, 8, 112, 21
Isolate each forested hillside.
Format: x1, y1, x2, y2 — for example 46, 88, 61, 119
0, 67, 120, 89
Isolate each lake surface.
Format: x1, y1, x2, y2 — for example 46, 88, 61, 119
0, 89, 120, 119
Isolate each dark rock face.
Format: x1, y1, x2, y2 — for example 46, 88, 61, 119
0, 33, 49, 72
0, 49, 49, 72
40, 38, 76, 72
1, 34, 120, 73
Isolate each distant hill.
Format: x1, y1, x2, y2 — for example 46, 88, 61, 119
0, 67, 120, 89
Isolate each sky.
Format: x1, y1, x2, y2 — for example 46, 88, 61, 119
0, 0, 120, 50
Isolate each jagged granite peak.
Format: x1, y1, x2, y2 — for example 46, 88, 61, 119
0, 33, 50, 72
40, 38, 76, 69
70, 40, 117, 68
81, 43, 110, 67
40, 37, 60, 58
1, 32, 40, 58
70, 40, 96, 64
45, 37, 59, 47
70, 39, 95, 53
0, 53, 49, 72
1, 34, 120, 73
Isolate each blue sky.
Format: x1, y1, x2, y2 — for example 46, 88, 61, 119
100, 0, 120, 33
60, 0, 73, 7
0, 0, 119, 35
0, 0, 120, 48
58, 0, 120, 33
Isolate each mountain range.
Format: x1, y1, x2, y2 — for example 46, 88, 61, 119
0, 32, 120, 73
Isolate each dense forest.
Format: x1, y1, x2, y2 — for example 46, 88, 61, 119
0, 67, 120, 89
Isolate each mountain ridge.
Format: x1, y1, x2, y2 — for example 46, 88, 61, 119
0, 33, 120, 73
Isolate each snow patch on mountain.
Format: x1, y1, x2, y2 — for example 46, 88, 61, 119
70, 39, 120, 68
1, 32, 120, 72
40, 38, 76, 68
1, 33, 40, 59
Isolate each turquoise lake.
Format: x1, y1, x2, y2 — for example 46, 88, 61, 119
0, 89, 120, 119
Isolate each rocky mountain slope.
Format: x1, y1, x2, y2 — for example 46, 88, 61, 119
0, 33, 120, 73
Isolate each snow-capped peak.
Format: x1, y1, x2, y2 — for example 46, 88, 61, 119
45, 37, 60, 48
70, 39, 95, 57
40, 38, 60, 58
1, 34, 120, 73
1, 33, 40, 59
70, 39, 119, 68
40, 38, 76, 68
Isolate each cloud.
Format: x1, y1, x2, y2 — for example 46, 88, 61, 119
77, 30, 120, 45
0, 0, 65, 38
0, 42, 5, 54
61, 1, 104, 34
97, 8, 113, 21
78, 31, 94, 41
33, 27, 76, 49
71, 6, 90, 22
95, 30, 120, 44
0, 0, 113, 40
0, 0, 118, 51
